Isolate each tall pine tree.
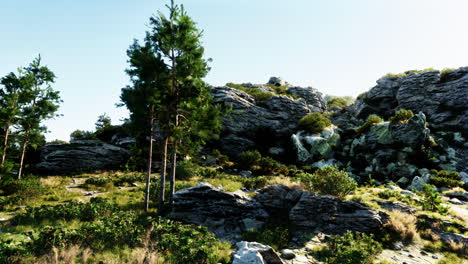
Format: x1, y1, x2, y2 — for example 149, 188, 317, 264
121, 0, 222, 212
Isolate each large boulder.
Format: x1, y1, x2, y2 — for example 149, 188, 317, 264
354, 67, 468, 135
168, 183, 269, 241
289, 193, 389, 237
211, 86, 319, 158
170, 184, 389, 242
34, 140, 130, 175
286, 86, 326, 111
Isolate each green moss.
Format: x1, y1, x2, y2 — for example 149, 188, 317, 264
429, 170, 462, 188
389, 109, 414, 124
356, 114, 384, 133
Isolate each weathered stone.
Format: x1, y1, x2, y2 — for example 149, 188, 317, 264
280, 249, 295, 260
286, 86, 326, 111
34, 140, 130, 175
233, 241, 284, 264
254, 185, 303, 212
289, 193, 389, 235
169, 183, 269, 241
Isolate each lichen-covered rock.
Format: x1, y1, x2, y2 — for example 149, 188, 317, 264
34, 140, 130, 175
291, 127, 340, 163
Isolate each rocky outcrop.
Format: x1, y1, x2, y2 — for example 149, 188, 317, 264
353, 67, 468, 135
169, 184, 389, 242
34, 140, 130, 175
286, 86, 326, 111
289, 193, 389, 236
169, 183, 269, 241
211, 85, 322, 158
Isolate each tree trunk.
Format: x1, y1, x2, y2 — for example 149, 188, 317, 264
144, 106, 155, 212
18, 132, 29, 179
158, 136, 169, 214
169, 140, 177, 206
1, 125, 10, 167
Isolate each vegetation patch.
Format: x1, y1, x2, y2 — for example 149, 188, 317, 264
297, 112, 332, 134
389, 109, 414, 124
300, 166, 357, 199
356, 114, 384, 133
429, 170, 462, 188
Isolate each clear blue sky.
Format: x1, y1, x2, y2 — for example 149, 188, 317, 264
1, 0, 467, 141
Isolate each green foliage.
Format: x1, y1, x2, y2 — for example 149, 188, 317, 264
226, 83, 274, 102
325, 96, 354, 108
316, 231, 382, 264
383, 68, 437, 78
239, 150, 262, 170
242, 217, 290, 251
420, 184, 449, 214
69, 129, 96, 141
0, 175, 45, 209
176, 161, 199, 180
150, 218, 232, 264
95, 113, 112, 131
241, 176, 269, 190
356, 114, 384, 133
300, 166, 357, 199
429, 170, 462, 188
440, 68, 456, 79
297, 112, 332, 134
389, 109, 414, 124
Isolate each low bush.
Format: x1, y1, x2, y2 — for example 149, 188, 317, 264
297, 113, 331, 134
356, 114, 384, 133
239, 150, 262, 170
440, 68, 456, 79
241, 176, 269, 190
315, 231, 382, 264
300, 166, 357, 199
242, 216, 290, 251
327, 97, 349, 108
389, 109, 414, 124
420, 184, 449, 214
0, 176, 45, 209
226, 83, 273, 102
175, 161, 198, 180
429, 170, 462, 188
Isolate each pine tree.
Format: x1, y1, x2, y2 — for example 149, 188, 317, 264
121, 0, 223, 212
16, 56, 61, 179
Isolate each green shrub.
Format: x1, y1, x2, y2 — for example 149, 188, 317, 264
176, 161, 198, 180
242, 217, 290, 251
420, 184, 449, 214
440, 68, 456, 79
239, 150, 262, 170
327, 97, 349, 108
300, 166, 357, 199
226, 83, 273, 102
212, 149, 230, 167
389, 109, 414, 124
316, 231, 382, 264
241, 176, 269, 190
429, 170, 462, 188
356, 114, 384, 133
0, 176, 45, 208
197, 167, 222, 178
297, 113, 332, 134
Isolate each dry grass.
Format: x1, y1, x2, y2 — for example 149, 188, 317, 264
384, 210, 420, 244
270, 176, 304, 190
37, 245, 82, 264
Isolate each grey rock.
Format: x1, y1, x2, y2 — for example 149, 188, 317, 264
233, 241, 284, 264
240, 170, 253, 178
34, 140, 130, 175
289, 193, 389, 236
169, 183, 269, 241
268, 76, 288, 87
375, 200, 417, 214
280, 249, 295, 260
394, 241, 404, 250
445, 192, 468, 202
254, 184, 303, 212
353, 67, 468, 134
448, 198, 463, 205
408, 176, 425, 191
212, 86, 317, 157
286, 86, 326, 111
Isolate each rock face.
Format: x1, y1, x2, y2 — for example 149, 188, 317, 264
286, 86, 326, 111
34, 140, 130, 175
211, 85, 324, 158
353, 68, 468, 135
289, 193, 390, 236
169, 184, 389, 242
169, 183, 269, 241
